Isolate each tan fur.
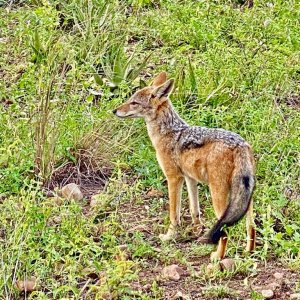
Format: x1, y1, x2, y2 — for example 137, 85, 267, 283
113, 72, 256, 260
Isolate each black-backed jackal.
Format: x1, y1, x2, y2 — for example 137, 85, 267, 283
113, 72, 256, 260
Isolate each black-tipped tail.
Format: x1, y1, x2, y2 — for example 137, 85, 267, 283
204, 219, 227, 244
202, 149, 255, 245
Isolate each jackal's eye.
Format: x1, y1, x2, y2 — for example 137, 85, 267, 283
130, 101, 139, 105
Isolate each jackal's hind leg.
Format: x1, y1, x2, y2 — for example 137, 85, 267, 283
159, 176, 184, 242
246, 200, 256, 252
209, 181, 230, 260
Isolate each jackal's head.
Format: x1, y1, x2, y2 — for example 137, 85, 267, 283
113, 72, 174, 120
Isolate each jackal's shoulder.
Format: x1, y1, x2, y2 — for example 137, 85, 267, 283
176, 126, 247, 151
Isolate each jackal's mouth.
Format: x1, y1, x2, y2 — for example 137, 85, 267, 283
115, 112, 136, 119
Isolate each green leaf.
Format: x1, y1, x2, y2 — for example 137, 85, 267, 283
188, 56, 197, 93
34, 28, 43, 53
127, 53, 151, 81
94, 73, 104, 86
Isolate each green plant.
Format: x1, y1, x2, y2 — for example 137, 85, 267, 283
95, 45, 151, 92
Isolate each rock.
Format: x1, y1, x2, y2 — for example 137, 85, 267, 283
273, 272, 284, 280
16, 277, 37, 292
267, 282, 280, 291
0, 193, 6, 203
290, 294, 300, 299
144, 188, 164, 199
143, 283, 151, 291
162, 264, 184, 281
47, 215, 62, 226
128, 224, 150, 233
61, 183, 83, 201
173, 291, 190, 299
261, 289, 274, 299
219, 258, 235, 272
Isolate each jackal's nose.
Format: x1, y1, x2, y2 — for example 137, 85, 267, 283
112, 109, 117, 115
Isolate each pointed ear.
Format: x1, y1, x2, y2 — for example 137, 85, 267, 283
152, 71, 167, 87
152, 79, 174, 99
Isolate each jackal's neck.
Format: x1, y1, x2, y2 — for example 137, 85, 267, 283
146, 100, 187, 138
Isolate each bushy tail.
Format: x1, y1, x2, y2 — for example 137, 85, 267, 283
205, 147, 255, 244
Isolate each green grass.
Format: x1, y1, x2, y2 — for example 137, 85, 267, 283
0, 0, 300, 298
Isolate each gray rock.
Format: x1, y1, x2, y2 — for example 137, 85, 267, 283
261, 289, 274, 299
61, 183, 83, 201
273, 272, 284, 280
162, 264, 184, 281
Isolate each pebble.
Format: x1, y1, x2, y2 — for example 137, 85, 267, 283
273, 272, 284, 280
16, 277, 37, 292
61, 183, 83, 201
261, 289, 274, 299
219, 258, 235, 272
162, 264, 184, 281
173, 291, 190, 299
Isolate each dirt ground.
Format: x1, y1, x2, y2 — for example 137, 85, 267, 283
117, 190, 300, 300
45, 168, 299, 299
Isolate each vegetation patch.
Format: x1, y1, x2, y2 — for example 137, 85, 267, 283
0, 0, 299, 299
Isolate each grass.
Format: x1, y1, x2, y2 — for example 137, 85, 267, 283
0, 0, 300, 298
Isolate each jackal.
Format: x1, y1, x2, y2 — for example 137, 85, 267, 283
113, 72, 256, 259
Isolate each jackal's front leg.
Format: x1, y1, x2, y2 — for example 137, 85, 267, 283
185, 176, 204, 235
159, 176, 184, 242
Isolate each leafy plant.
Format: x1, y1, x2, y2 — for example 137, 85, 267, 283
95, 45, 151, 91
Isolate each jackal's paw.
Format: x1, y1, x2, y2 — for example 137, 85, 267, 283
159, 228, 177, 242
210, 251, 223, 261
192, 223, 205, 235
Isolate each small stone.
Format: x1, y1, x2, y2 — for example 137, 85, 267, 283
47, 216, 62, 226
128, 224, 150, 233
143, 283, 151, 291
162, 264, 184, 281
273, 272, 284, 280
219, 258, 235, 272
173, 291, 190, 299
0, 193, 7, 202
16, 277, 37, 292
61, 183, 83, 201
263, 19, 271, 27
290, 294, 300, 299
144, 188, 164, 199
261, 289, 274, 299
267, 282, 280, 291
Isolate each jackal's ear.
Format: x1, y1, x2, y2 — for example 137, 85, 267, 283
152, 79, 174, 99
152, 71, 167, 87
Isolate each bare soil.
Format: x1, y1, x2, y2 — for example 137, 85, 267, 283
116, 190, 300, 299
47, 168, 299, 299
